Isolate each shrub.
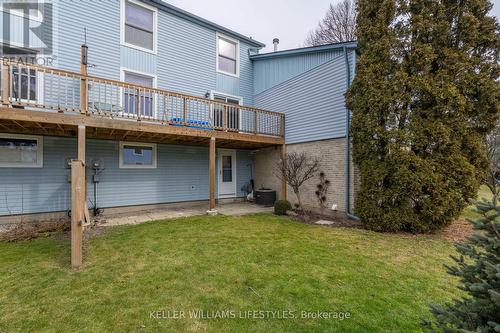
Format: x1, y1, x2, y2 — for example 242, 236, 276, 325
423, 198, 500, 332
346, 0, 499, 233
274, 152, 320, 211
315, 172, 330, 209
274, 200, 292, 215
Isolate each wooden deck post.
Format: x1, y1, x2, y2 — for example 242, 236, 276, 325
78, 125, 86, 161
71, 125, 86, 268
209, 137, 216, 211
80, 45, 88, 114
1, 63, 10, 106
71, 159, 85, 268
280, 144, 287, 201
253, 110, 257, 134
183, 97, 187, 126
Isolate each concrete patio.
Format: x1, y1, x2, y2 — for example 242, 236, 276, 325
99, 202, 274, 227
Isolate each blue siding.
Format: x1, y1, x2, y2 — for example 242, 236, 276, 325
156, 9, 216, 96
253, 49, 343, 95
236, 150, 253, 197
56, 1, 121, 79
86, 140, 211, 208
254, 54, 350, 144
0, 137, 74, 215
0, 137, 253, 216
120, 47, 157, 75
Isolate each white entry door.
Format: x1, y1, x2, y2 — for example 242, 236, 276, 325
218, 150, 237, 198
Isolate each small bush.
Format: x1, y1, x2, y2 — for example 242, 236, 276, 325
274, 200, 292, 215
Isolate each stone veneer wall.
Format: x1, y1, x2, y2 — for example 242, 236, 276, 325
253, 138, 356, 212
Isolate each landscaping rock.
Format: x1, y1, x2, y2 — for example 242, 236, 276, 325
314, 220, 335, 226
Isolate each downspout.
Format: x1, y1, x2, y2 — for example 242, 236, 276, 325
343, 46, 360, 221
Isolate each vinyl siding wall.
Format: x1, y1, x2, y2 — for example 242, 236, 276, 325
254, 50, 355, 144
253, 49, 344, 95
0, 136, 253, 216
1, 1, 255, 101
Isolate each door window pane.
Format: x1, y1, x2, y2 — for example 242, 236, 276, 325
213, 95, 240, 130
123, 72, 154, 117
12, 68, 36, 101
222, 155, 232, 182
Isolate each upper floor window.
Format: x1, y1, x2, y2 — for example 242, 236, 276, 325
217, 34, 239, 77
121, 0, 157, 53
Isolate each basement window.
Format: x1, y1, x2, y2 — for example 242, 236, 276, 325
0, 133, 43, 168
119, 142, 157, 168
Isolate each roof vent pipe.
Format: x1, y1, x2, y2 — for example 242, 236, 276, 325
273, 38, 279, 52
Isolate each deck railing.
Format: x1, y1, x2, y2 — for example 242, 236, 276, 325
0, 60, 285, 137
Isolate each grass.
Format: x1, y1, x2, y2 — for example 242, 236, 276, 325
460, 185, 493, 220
0, 214, 460, 332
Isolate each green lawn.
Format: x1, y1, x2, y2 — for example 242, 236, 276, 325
461, 185, 493, 220
0, 214, 459, 332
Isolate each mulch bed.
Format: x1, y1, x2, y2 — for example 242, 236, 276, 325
437, 219, 475, 242
0, 220, 69, 242
287, 209, 474, 241
290, 209, 364, 229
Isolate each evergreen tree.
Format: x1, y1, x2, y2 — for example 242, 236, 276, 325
346, 0, 500, 232
423, 198, 500, 332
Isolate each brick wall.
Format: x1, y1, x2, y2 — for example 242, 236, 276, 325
253, 138, 356, 212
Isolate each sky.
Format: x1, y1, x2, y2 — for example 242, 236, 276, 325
165, 0, 500, 53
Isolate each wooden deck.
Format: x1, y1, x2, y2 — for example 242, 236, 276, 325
0, 58, 285, 149
0, 51, 286, 268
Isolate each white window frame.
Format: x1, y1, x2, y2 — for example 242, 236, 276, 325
119, 141, 157, 169
120, 0, 158, 54
119, 67, 157, 119
0, 4, 44, 22
9, 68, 44, 105
216, 33, 240, 78
0, 133, 43, 168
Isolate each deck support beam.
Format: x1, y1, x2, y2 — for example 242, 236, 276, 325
1, 64, 10, 107
280, 144, 287, 201
71, 159, 85, 269
208, 137, 217, 214
71, 125, 86, 268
